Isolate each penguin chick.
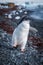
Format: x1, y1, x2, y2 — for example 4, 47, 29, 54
12, 20, 38, 52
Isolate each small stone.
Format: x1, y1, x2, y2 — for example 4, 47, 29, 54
15, 16, 20, 20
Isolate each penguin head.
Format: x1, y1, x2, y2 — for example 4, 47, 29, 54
17, 15, 31, 25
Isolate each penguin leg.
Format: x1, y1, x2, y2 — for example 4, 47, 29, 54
21, 40, 27, 52
12, 35, 18, 47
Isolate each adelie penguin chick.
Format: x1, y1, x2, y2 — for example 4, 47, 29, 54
12, 18, 38, 52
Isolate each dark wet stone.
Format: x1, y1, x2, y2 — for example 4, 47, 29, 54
9, 62, 16, 65
24, 62, 29, 65
41, 62, 43, 65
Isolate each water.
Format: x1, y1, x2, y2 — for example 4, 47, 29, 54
0, 0, 43, 4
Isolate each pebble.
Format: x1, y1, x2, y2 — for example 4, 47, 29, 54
15, 16, 20, 20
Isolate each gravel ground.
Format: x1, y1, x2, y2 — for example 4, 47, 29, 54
0, 28, 43, 65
